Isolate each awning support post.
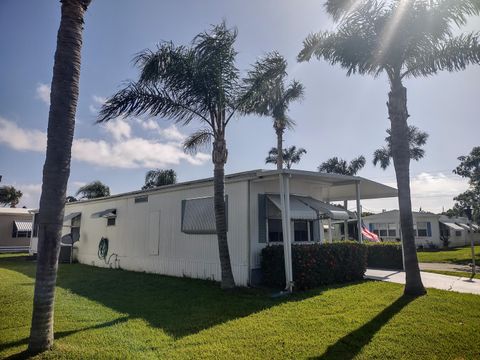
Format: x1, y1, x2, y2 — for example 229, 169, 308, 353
328, 218, 333, 243
356, 181, 363, 243
343, 200, 349, 240
279, 173, 293, 292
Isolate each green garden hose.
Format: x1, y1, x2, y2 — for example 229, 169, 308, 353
98, 237, 109, 260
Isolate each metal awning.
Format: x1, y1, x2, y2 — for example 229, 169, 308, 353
297, 196, 350, 220
91, 208, 117, 218
64, 212, 81, 222
456, 223, 470, 231
439, 220, 464, 231
267, 194, 317, 220
14, 221, 32, 232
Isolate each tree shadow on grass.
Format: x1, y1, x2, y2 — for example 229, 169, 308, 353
0, 256, 365, 341
1, 317, 129, 359
311, 295, 416, 360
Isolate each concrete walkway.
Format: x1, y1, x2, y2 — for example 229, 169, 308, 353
419, 262, 479, 273
365, 269, 480, 295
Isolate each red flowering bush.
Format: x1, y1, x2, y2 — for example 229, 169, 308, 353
261, 242, 367, 290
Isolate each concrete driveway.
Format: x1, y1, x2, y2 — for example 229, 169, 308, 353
365, 269, 480, 295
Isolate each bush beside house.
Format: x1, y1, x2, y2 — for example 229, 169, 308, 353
366, 242, 403, 270
261, 242, 368, 290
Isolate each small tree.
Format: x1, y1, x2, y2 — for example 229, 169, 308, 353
245, 52, 304, 170
75, 181, 110, 199
142, 169, 177, 190
452, 147, 480, 223
373, 126, 428, 169
318, 156, 366, 176
265, 146, 307, 169
0, 186, 23, 208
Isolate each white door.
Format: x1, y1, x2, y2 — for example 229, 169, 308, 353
148, 211, 160, 256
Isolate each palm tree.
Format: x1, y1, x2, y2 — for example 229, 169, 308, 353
265, 146, 307, 169
0, 186, 23, 208
318, 156, 366, 176
298, 0, 480, 296
142, 169, 177, 190
98, 22, 283, 289
244, 52, 304, 169
75, 181, 110, 199
29, 0, 91, 353
373, 126, 428, 169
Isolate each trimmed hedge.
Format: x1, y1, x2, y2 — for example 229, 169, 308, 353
366, 242, 403, 270
261, 242, 367, 290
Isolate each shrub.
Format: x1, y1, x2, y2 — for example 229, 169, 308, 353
261, 242, 367, 290
366, 242, 403, 270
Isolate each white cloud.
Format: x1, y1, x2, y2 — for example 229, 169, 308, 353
0, 117, 46, 151
0, 116, 209, 169
362, 172, 470, 213
36, 83, 51, 105
103, 118, 132, 141
89, 95, 107, 114
137, 119, 186, 142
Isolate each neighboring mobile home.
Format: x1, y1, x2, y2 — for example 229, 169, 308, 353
0, 207, 33, 252
31, 169, 397, 286
363, 210, 480, 248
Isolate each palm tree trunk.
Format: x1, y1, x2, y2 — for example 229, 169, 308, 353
28, 0, 90, 353
212, 138, 235, 289
275, 123, 284, 170
388, 81, 426, 296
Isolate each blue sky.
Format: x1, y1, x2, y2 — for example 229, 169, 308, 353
0, 0, 479, 212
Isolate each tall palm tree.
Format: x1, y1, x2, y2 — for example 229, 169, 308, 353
98, 22, 283, 289
318, 155, 366, 175
0, 186, 23, 208
142, 169, 177, 190
244, 52, 304, 169
75, 181, 111, 199
298, 0, 480, 296
265, 146, 307, 169
373, 125, 428, 169
29, 0, 91, 353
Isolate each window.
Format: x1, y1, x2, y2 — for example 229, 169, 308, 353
377, 223, 388, 237
268, 219, 283, 242
294, 220, 313, 242
107, 217, 116, 226
181, 196, 228, 234
417, 222, 428, 237
267, 219, 314, 243
387, 223, 397, 237
135, 195, 148, 204
12, 221, 32, 238
455, 230, 462, 237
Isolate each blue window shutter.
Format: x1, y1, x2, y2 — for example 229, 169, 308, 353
427, 222, 432, 237
258, 194, 267, 243
369, 223, 373, 232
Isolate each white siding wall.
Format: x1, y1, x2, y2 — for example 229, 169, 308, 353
63, 181, 250, 286
363, 212, 441, 247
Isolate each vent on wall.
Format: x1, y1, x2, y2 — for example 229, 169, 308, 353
135, 195, 148, 204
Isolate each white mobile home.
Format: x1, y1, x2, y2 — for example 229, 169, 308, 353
363, 210, 480, 248
54, 169, 396, 286
0, 208, 33, 253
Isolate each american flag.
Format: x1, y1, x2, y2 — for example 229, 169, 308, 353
361, 225, 380, 242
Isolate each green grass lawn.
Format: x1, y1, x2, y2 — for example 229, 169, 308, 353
1, 255, 480, 359
417, 245, 480, 264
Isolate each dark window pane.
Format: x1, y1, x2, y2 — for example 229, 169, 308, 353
294, 220, 309, 242
268, 219, 283, 242
107, 217, 116, 226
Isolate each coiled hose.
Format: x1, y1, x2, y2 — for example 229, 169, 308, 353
98, 237, 109, 260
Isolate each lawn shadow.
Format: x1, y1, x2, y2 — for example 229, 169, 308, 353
311, 295, 416, 360
1, 257, 337, 339
1, 317, 129, 359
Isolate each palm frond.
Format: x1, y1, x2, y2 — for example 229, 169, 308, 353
183, 128, 213, 155
372, 147, 391, 170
